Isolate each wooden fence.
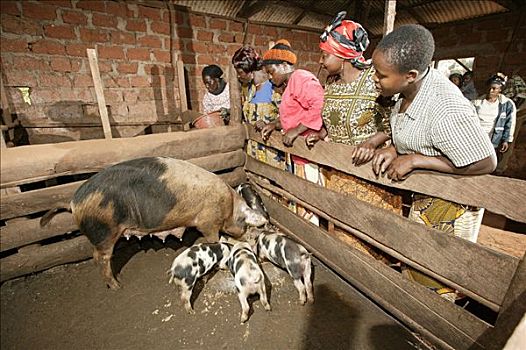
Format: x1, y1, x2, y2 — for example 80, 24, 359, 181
245, 125, 525, 350
0, 125, 247, 281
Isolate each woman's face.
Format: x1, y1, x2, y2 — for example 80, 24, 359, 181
264, 64, 288, 93
372, 50, 409, 96
319, 51, 342, 75
203, 75, 220, 94
450, 76, 461, 87
235, 68, 253, 84
488, 83, 502, 99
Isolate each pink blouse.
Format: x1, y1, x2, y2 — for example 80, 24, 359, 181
279, 69, 324, 164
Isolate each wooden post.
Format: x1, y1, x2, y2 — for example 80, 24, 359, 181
176, 60, 188, 112
0, 70, 15, 144
383, 0, 396, 36
87, 48, 112, 140
228, 65, 242, 124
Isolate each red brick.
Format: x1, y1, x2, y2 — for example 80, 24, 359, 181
176, 12, 187, 26
151, 21, 170, 35
70, 58, 82, 72
104, 90, 122, 103
197, 30, 213, 41
264, 26, 278, 37
111, 31, 135, 45
181, 54, 195, 64
116, 77, 129, 88
22, 2, 57, 20
229, 21, 243, 32
40, 73, 71, 88
190, 42, 208, 53
16, 56, 49, 71
178, 27, 194, 39
126, 19, 147, 32
5, 71, 37, 87
162, 11, 170, 23
44, 24, 76, 40
80, 28, 109, 43
137, 35, 162, 48
123, 91, 138, 103
218, 33, 234, 43
92, 13, 118, 28
42, 0, 72, 7
97, 46, 125, 59
248, 25, 263, 35
188, 14, 206, 27
0, 1, 20, 16
486, 29, 512, 43
31, 40, 65, 55
106, 1, 127, 17
73, 74, 94, 87
144, 64, 163, 75
2, 15, 42, 36
66, 43, 91, 57
50, 57, 72, 72
209, 18, 227, 30
97, 61, 112, 73
127, 48, 150, 61
197, 55, 214, 65
74, 88, 95, 101
138, 5, 162, 21
503, 54, 525, 65
117, 62, 138, 74
62, 10, 87, 24
152, 50, 171, 63
76, 0, 105, 12
1, 38, 28, 53
130, 76, 150, 87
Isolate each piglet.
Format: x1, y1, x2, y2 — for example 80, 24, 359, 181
168, 242, 231, 313
226, 242, 271, 323
236, 183, 269, 220
257, 231, 314, 305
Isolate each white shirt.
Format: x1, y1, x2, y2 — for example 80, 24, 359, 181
477, 99, 499, 136
202, 83, 230, 114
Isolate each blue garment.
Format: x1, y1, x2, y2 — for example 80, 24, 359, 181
473, 94, 517, 148
250, 80, 273, 104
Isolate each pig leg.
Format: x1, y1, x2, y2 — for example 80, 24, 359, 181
94, 245, 120, 290
238, 291, 251, 323
293, 279, 307, 305
196, 223, 221, 243
258, 282, 271, 311
304, 262, 314, 304
180, 285, 195, 314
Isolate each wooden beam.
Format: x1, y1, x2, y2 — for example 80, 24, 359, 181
292, 0, 315, 25
236, 0, 269, 19
245, 156, 519, 307
227, 65, 242, 124
246, 125, 526, 223
176, 60, 188, 112
261, 195, 490, 350
0, 149, 246, 220
86, 49, 112, 140
383, 0, 396, 35
492, 0, 521, 11
1, 125, 245, 188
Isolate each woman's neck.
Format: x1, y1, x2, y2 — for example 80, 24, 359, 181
486, 95, 498, 103
341, 62, 362, 83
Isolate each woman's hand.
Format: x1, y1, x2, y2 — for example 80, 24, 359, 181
261, 122, 277, 141
254, 120, 267, 131
386, 154, 416, 181
305, 133, 321, 148
499, 141, 509, 153
372, 145, 398, 176
282, 129, 301, 147
352, 140, 376, 166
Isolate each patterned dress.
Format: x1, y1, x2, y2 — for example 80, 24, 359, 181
322, 67, 402, 214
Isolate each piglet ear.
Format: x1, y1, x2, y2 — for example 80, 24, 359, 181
241, 203, 268, 227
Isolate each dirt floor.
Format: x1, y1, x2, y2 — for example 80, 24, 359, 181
1, 232, 430, 350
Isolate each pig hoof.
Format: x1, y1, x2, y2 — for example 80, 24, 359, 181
107, 280, 121, 290
299, 298, 307, 305
307, 297, 314, 304
240, 314, 249, 323
264, 305, 271, 311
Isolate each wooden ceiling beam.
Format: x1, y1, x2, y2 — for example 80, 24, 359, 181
292, 0, 316, 25
236, 0, 272, 19
492, 0, 521, 11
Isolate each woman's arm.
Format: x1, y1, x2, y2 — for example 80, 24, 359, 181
352, 132, 391, 165
385, 153, 497, 181
283, 123, 309, 147
261, 119, 282, 141
305, 127, 328, 147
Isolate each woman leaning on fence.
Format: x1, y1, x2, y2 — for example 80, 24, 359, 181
231, 46, 287, 171
371, 24, 497, 301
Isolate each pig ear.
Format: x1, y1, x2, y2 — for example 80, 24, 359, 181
241, 202, 268, 227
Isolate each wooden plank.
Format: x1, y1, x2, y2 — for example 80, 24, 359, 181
247, 125, 526, 223
261, 196, 491, 350
21, 120, 184, 128
176, 60, 188, 112
86, 49, 112, 140
0, 235, 93, 282
0, 213, 76, 252
1, 125, 245, 188
0, 68, 15, 142
0, 150, 246, 220
383, 0, 397, 35
228, 65, 242, 124
245, 157, 518, 307
478, 253, 526, 350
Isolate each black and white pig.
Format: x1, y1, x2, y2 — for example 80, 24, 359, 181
236, 183, 269, 220
256, 230, 314, 305
168, 242, 231, 313
40, 157, 268, 290
226, 242, 271, 323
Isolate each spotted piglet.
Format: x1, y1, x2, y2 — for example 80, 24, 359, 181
226, 242, 271, 323
257, 231, 314, 305
168, 242, 231, 313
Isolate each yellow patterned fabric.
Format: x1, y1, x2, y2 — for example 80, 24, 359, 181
322, 66, 390, 145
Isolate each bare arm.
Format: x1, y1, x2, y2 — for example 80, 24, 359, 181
352, 132, 391, 165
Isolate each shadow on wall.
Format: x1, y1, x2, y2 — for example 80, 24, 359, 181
173, 6, 194, 111
150, 65, 180, 122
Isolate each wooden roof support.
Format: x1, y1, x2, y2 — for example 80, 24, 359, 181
292, 0, 315, 25
236, 0, 270, 19
383, 0, 396, 35
87, 49, 112, 140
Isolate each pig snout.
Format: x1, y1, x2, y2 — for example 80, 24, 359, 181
168, 243, 231, 313
236, 183, 269, 220
257, 232, 314, 305
226, 242, 271, 323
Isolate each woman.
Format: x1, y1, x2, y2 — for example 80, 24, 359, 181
472, 73, 517, 156
461, 71, 478, 101
371, 24, 496, 301
231, 46, 286, 170
201, 65, 230, 123
306, 12, 402, 218
448, 73, 463, 89
260, 39, 325, 225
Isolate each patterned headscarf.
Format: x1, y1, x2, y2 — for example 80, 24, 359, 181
319, 11, 370, 68
488, 72, 508, 87
262, 39, 297, 65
